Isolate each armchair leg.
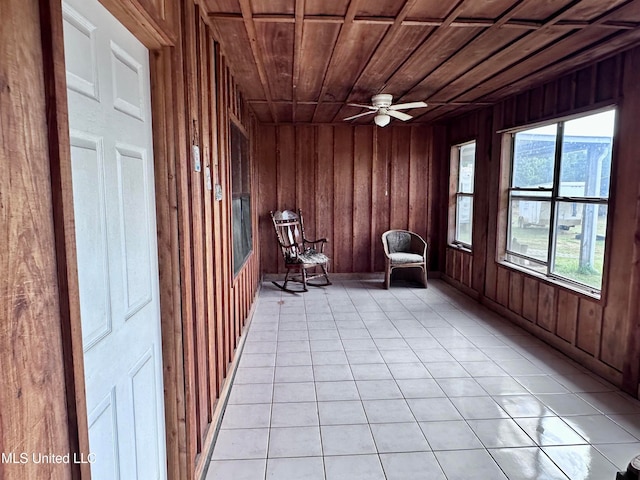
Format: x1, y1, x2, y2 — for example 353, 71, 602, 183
421, 265, 428, 288
384, 264, 391, 289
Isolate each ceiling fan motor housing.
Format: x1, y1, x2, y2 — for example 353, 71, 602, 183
372, 94, 393, 108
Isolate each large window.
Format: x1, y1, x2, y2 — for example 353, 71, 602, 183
504, 109, 615, 294
231, 122, 252, 275
450, 141, 476, 247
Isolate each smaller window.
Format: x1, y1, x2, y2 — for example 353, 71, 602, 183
449, 141, 476, 248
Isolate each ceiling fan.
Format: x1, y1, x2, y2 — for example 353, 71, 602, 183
343, 94, 428, 127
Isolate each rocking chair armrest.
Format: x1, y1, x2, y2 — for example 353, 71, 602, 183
303, 238, 328, 253
304, 238, 328, 245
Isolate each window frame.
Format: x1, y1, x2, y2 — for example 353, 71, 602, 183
230, 119, 253, 277
500, 108, 616, 297
448, 140, 477, 250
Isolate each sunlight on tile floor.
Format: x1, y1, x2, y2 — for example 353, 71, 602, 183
205, 279, 640, 480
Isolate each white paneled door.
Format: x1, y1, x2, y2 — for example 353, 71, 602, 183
63, 0, 167, 478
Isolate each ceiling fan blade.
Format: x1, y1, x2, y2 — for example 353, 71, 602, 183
347, 103, 378, 110
389, 101, 428, 110
387, 110, 413, 121
343, 111, 376, 121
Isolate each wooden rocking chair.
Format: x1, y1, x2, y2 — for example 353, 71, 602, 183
270, 209, 331, 293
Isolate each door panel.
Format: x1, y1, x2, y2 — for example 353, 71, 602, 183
63, 0, 167, 478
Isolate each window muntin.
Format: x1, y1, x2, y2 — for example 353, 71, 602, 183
452, 141, 476, 247
505, 109, 615, 294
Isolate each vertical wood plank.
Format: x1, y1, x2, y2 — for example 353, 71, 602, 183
210, 43, 227, 393
41, 0, 92, 475
602, 47, 640, 372
483, 105, 503, 301
508, 271, 523, 316
258, 126, 278, 274
556, 290, 579, 344
577, 299, 603, 357
389, 128, 411, 229
186, 2, 210, 442
199, 18, 218, 415
371, 127, 392, 272
496, 267, 510, 307
296, 126, 316, 238
277, 126, 296, 212
174, 0, 199, 468
409, 126, 429, 238
149, 44, 189, 480
522, 277, 539, 322
353, 126, 373, 273
462, 253, 472, 287
472, 108, 492, 294
1, 1, 74, 477
333, 126, 354, 272
537, 283, 557, 333
427, 125, 441, 271
316, 126, 335, 264
621, 49, 640, 393
445, 249, 454, 278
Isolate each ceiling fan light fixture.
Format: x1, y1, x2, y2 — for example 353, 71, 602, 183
374, 113, 391, 127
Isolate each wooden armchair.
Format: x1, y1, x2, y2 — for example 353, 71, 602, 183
382, 230, 428, 289
270, 209, 331, 293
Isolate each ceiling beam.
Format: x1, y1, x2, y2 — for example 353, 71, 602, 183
292, 0, 305, 122
208, 13, 640, 30
248, 99, 493, 106
342, 0, 419, 100
310, 0, 361, 122
237, 0, 278, 123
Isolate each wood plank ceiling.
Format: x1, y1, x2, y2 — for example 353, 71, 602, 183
203, 0, 640, 124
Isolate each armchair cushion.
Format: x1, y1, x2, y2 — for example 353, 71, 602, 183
388, 252, 424, 264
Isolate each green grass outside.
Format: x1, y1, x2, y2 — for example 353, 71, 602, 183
510, 215, 606, 289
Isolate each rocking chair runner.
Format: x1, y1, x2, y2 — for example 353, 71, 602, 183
270, 209, 331, 293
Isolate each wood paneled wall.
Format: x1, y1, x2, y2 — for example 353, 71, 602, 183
442, 50, 640, 395
256, 125, 439, 275
2, 1, 260, 479
145, 4, 261, 478
0, 1, 74, 479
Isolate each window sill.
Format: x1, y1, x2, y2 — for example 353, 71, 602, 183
448, 243, 472, 254
497, 260, 602, 301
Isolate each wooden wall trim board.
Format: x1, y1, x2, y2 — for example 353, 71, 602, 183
39, 0, 90, 477
620, 47, 640, 395
99, 0, 177, 48
1, 1, 75, 478
150, 46, 188, 480
441, 48, 640, 395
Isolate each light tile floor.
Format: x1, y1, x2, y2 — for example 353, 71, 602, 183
206, 279, 640, 480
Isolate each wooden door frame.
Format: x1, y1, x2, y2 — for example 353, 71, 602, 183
39, 0, 186, 478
